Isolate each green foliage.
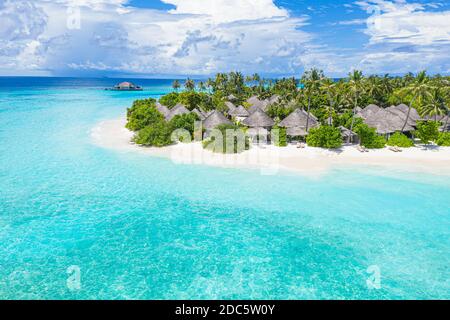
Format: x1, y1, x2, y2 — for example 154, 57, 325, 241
126, 99, 164, 131
159, 92, 179, 108
133, 121, 172, 147
203, 124, 250, 154
178, 91, 203, 111
386, 132, 414, 148
272, 125, 288, 147
354, 123, 386, 149
267, 104, 294, 120
168, 113, 199, 138
436, 132, 450, 146
306, 126, 343, 149
415, 121, 440, 144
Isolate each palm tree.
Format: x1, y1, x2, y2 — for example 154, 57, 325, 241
400, 71, 431, 132
184, 78, 195, 91
320, 79, 337, 126
366, 75, 382, 105
198, 81, 206, 92
348, 70, 364, 132
172, 80, 181, 92
302, 68, 324, 132
206, 78, 215, 92
421, 87, 447, 122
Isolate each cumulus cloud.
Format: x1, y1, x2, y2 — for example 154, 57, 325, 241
357, 0, 450, 45
162, 0, 288, 23
0, 0, 316, 76
0, 0, 448, 76
347, 0, 450, 74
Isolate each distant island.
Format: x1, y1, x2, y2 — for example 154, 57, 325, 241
123, 71, 450, 154
107, 81, 143, 91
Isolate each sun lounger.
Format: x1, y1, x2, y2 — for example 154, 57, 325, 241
297, 142, 306, 149
389, 146, 402, 153
356, 145, 368, 153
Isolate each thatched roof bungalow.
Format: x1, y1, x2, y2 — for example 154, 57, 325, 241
229, 105, 250, 119
279, 109, 319, 135
247, 95, 271, 113
242, 109, 275, 128
225, 101, 236, 113
357, 104, 382, 120
166, 104, 190, 121
155, 102, 170, 118
203, 111, 232, 131
191, 108, 206, 121
358, 104, 418, 134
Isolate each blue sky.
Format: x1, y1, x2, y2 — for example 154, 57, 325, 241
0, 0, 449, 77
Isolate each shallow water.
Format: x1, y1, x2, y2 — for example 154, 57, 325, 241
0, 78, 449, 299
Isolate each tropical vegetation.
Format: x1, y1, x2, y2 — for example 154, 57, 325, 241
386, 132, 414, 148
306, 126, 343, 149
202, 124, 251, 154
126, 70, 449, 150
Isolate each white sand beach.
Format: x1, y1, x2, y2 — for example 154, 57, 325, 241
91, 118, 450, 177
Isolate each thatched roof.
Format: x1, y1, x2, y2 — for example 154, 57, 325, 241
357, 104, 417, 134
269, 94, 281, 104
225, 101, 236, 113
247, 95, 260, 105
242, 109, 274, 128
339, 126, 357, 138
423, 115, 449, 122
279, 109, 319, 128
247, 95, 271, 112
166, 104, 190, 121
229, 105, 250, 117
395, 104, 421, 121
365, 109, 415, 134
155, 102, 170, 117
386, 105, 420, 125
357, 104, 382, 119
191, 108, 206, 121
203, 111, 232, 130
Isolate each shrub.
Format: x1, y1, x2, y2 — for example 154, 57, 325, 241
354, 123, 386, 149
272, 125, 288, 147
306, 126, 343, 149
436, 132, 450, 147
126, 99, 164, 132
159, 92, 179, 108
133, 121, 172, 147
387, 132, 414, 148
415, 121, 440, 145
168, 113, 199, 136
203, 124, 250, 154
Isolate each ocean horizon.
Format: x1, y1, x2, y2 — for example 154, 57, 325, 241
0, 78, 449, 300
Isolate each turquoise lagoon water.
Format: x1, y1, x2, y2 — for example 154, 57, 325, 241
0, 78, 449, 300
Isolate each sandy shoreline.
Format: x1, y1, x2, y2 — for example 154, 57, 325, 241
91, 118, 450, 177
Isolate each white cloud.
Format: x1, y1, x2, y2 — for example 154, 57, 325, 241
162, 0, 288, 23
0, 0, 315, 76
0, 0, 448, 76
356, 0, 450, 45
